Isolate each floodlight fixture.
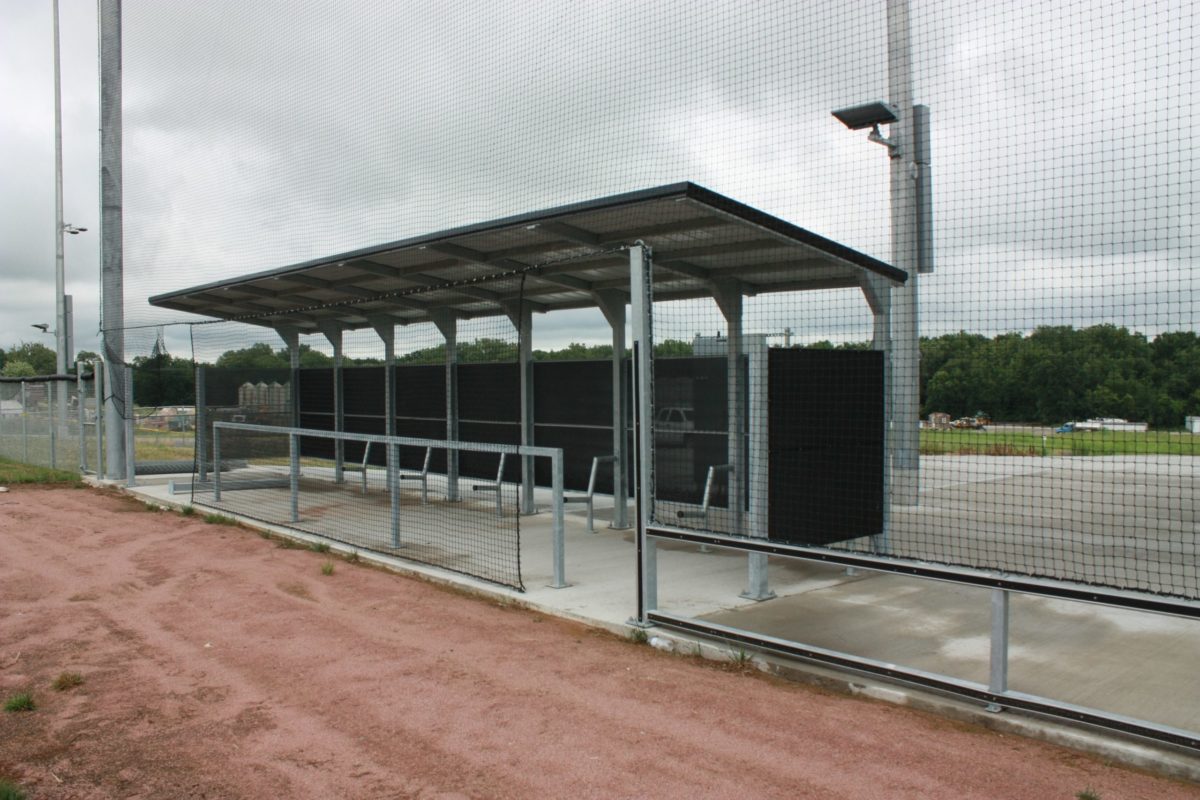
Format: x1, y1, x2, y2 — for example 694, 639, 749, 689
831, 101, 899, 131
832, 101, 900, 153
32, 323, 50, 333
62, 223, 87, 235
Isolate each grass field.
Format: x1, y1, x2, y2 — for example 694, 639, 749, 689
921, 428, 1200, 456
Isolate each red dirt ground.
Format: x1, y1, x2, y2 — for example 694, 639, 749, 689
0, 484, 1195, 799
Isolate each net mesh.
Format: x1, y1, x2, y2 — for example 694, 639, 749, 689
69, 0, 1197, 602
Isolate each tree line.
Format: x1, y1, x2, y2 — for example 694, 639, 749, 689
5, 325, 1197, 428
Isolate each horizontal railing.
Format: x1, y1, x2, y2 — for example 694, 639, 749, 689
210, 421, 568, 588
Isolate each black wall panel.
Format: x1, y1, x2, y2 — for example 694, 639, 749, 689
768, 348, 884, 545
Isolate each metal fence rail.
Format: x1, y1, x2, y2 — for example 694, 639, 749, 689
202, 421, 567, 590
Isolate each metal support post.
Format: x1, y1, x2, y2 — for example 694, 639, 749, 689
431, 312, 460, 501
887, 0, 920, 506
630, 244, 657, 624
987, 588, 1010, 711
289, 432, 300, 523
321, 326, 345, 483
20, 382, 28, 463
742, 335, 774, 601
371, 318, 398, 508
278, 327, 301, 428
124, 365, 135, 487
388, 441, 401, 548
195, 365, 208, 481
550, 449, 567, 588
212, 426, 222, 501
48, 381, 57, 469
94, 360, 104, 477
594, 290, 630, 529
77, 370, 86, 472
712, 282, 745, 535
503, 304, 536, 515
861, 273, 893, 553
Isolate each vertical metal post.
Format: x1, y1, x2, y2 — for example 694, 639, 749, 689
322, 326, 345, 483
94, 360, 104, 477
712, 282, 745, 535
988, 588, 1010, 707
389, 441, 401, 548
195, 365, 208, 481
431, 313, 460, 502
742, 336, 774, 601
212, 425, 222, 501
861, 274, 893, 553
48, 381, 57, 469
549, 448, 567, 588
124, 365, 135, 487
20, 382, 28, 463
516, 308, 536, 514
887, 0, 920, 506
289, 432, 300, 523
630, 244, 657, 623
100, 0, 127, 483
372, 319, 397, 508
594, 290, 630, 529
77, 369, 86, 471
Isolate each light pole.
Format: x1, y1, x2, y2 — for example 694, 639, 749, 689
832, 0, 931, 507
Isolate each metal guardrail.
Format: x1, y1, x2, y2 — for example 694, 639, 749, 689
210, 421, 569, 588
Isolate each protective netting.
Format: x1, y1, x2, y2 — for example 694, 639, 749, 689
96, 1, 1196, 602
185, 289, 531, 590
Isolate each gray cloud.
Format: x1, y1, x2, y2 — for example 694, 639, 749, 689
1, 0, 1193, 364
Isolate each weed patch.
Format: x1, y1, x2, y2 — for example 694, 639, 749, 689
310, 541, 331, 554
3, 693, 35, 713
321, 561, 335, 576
52, 672, 84, 692
628, 627, 648, 644
180, 505, 196, 517
0, 778, 27, 800
203, 513, 237, 526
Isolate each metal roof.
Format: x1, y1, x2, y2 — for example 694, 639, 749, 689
149, 182, 906, 332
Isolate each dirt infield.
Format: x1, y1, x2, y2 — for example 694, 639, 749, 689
0, 485, 1194, 799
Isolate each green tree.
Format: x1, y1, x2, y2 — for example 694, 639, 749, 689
3, 342, 56, 375
1, 360, 36, 378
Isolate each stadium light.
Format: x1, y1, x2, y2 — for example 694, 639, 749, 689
831, 101, 899, 152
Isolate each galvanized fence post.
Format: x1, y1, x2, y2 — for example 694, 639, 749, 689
289, 432, 300, 523
212, 426, 222, 502
550, 448, 567, 588
124, 366, 135, 487
195, 365, 207, 481
77, 370, 87, 472
94, 360, 104, 479
388, 441, 401, 548
20, 381, 28, 463
988, 588, 1010, 712
48, 381, 57, 469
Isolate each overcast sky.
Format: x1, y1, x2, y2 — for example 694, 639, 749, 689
1, 0, 1193, 362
